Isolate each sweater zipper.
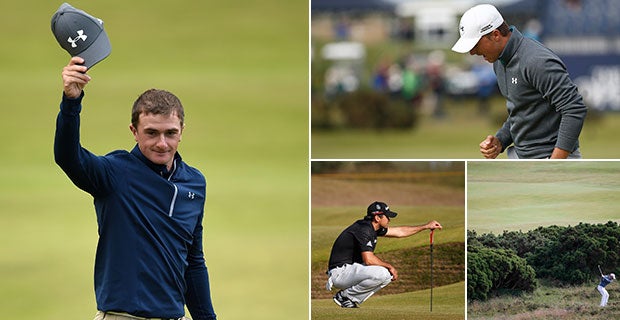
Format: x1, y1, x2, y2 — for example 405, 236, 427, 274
167, 160, 178, 217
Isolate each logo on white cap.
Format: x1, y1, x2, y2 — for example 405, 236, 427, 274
480, 24, 494, 33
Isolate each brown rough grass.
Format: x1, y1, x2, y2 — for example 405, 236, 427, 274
312, 242, 465, 299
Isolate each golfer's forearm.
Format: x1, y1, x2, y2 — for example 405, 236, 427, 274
495, 120, 512, 152
386, 225, 426, 238
55, 93, 85, 176
54, 92, 113, 195
554, 115, 584, 155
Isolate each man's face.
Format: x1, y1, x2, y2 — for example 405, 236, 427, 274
378, 215, 391, 228
469, 31, 503, 63
130, 112, 183, 169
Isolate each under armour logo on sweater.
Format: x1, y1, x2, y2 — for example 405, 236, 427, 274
188, 192, 195, 199
512, 77, 518, 84
67, 30, 87, 48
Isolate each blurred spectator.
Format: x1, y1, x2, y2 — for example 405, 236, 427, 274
471, 57, 497, 115
564, 0, 582, 11
426, 50, 446, 118
401, 57, 423, 108
335, 16, 351, 40
398, 19, 415, 41
324, 65, 359, 98
387, 63, 404, 97
372, 58, 390, 92
523, 19, 542, 41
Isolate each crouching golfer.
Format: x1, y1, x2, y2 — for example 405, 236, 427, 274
326, 201, 442, 308
598, 273, 616, 307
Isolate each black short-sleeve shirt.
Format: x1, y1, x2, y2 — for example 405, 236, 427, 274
328, 219, 388, 270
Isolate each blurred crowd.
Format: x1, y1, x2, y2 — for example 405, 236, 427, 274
319, 45, 499, 119
313, 0, 620, 113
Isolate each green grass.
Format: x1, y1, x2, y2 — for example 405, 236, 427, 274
312, 282, 465, 320
468, 162, 620, 233
468, 282, 620, 319
0, 1, 307, 319
467, 162, 620, 318
312, 206, 465, 262
311, 98, 493, 159
311, 97, 620, 159
311, 172, 465, 318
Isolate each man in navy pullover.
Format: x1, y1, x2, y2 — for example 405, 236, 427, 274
55, 57, 216, 320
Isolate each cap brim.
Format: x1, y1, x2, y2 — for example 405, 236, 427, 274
385, 211, 397, 218
76, 31, 111, 69
451, 36, 480, 53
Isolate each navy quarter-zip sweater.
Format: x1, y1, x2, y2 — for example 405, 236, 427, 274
54, 93, 216, 319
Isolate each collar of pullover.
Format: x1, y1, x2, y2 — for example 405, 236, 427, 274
498, 26, 522, 66
130, 144, 181, 179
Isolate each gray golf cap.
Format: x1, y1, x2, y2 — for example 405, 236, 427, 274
51, 3, 111, 69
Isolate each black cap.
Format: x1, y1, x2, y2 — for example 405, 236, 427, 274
366, 201, 398, 218
51, 3, 111, 69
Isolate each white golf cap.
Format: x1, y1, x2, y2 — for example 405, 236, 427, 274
451, 4, 504, 53
611, 273, 616, 280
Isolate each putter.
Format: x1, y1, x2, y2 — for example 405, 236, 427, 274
430, 229, 435, 312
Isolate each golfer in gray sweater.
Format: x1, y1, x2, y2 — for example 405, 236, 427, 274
452, 4, 587, 159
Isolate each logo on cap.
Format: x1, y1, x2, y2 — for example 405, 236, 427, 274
480, 24, 493, 33
51, 3, 111, 69
67, 30, 87, 48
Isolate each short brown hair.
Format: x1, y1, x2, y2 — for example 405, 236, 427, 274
131, 89, 185, 128
496, 22, 510, 36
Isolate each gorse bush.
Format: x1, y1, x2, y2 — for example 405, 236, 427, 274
468, 221, 620, 300
529, 222, 620, 284
311, 90, 418, 130
468, 244, 537, 300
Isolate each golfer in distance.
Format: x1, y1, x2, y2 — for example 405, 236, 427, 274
597, 272, 615, 307
452, 4, 587, 159
326, 201, 442, 308
55, 57, 216, 320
